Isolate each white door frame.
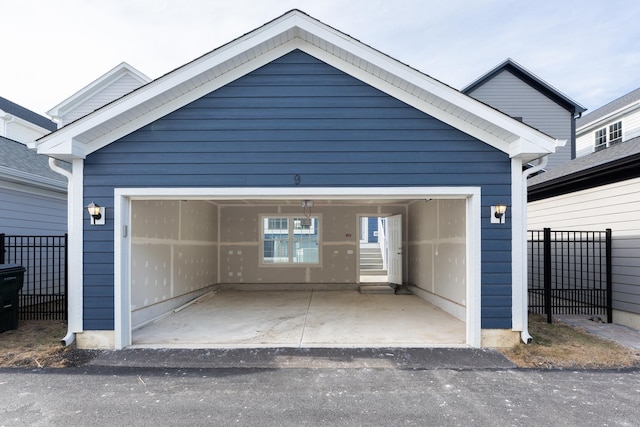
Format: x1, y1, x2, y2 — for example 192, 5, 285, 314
360, 217, 369, 243
114, 186, 482, 349
386, 214, 403, 285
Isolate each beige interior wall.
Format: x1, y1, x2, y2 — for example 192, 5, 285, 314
131, 201, 407, 307
408, 199, 466, 305
130, 200, 218, 310
219, 203, 404, 284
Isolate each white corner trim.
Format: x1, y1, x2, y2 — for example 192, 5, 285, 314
467, 191, 482, 347
515, 155, 547, 343
114, 191, 131, 349
511, 157, 524, 332
67, 159, 84, 338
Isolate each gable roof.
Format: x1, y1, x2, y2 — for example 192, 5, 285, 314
576, 86, 640, 129
0, 136, 67, 190
0, 96, 57, 131
528, 135, 640, 201
46, 62, 151, 124
462, 59, 586, 115
35, 10, 564, 163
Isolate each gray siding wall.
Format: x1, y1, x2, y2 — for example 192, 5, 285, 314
0, 185, 67, 235
529, 177, 640, 320
466, 70, 572, 170
62, 74, 146, 125
83, 50, 513, 331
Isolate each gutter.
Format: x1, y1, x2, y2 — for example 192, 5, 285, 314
0, 165, 66, 192
520, 155, 549, 343
48, 157, 76, 346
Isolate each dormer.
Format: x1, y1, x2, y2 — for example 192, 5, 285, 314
47, 62, 150, 127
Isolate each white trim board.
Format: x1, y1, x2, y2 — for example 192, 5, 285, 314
113, 186, 483, 349
36, 10, 561, 164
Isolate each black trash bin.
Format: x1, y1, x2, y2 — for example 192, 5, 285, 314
0, 264, 26, 333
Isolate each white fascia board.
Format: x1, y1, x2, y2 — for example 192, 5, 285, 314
36, 18, 302, 157
1, 113, 51, 139
37, 137, 87, 162
292, 16, 557, 157
298, 44, 509, 154
115, 186, 480, 200
508, 137, 565, 162
37, 10, 556, 161
81, 42, 299, 156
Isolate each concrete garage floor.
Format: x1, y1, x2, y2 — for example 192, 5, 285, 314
131, 290, 466, 348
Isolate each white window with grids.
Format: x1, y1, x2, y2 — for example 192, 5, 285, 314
609, 121, 622, 145
594, 121, 623, 152
594, 127, 607, 151
261, 215, 320, 264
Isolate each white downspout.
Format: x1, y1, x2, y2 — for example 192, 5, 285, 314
48, 158, 76, 346
519, 155, 548, 343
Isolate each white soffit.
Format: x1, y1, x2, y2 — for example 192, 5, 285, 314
35, 10, 559, 162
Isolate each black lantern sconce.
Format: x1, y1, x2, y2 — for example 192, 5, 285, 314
491, 203, 508, 224
87, 202, 105, 226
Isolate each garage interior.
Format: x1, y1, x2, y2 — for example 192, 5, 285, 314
128, 197, 468, 348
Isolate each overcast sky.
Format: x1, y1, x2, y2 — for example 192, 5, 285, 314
2, 0, 639, 117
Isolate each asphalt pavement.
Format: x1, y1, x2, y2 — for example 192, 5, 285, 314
1, 365, 638, 426
86, 347, 516, 370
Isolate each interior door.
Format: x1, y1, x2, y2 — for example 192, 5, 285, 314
386, 214, 402, 284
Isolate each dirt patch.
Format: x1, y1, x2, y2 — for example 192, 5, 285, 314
0, 320, 100, 368
499, 314, 640, 369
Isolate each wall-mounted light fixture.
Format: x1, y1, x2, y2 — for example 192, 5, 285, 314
491, 204, 508, 224
87, 202, 105, 226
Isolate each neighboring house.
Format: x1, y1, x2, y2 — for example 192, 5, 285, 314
0, 136, 67, 235
47, 62, 150, 127
528, 86, 640, 331
463, 59, 586, 170
0, 63, 148, 235
0, 98, 65, 236
35, 10, 565, 350
0, 96, 56, 144
575, 87, 640, 158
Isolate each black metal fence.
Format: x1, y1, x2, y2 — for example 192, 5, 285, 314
1, 234, 68, 320
528, 228, 612, 323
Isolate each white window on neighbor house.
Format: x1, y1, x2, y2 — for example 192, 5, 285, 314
261, 215, 320, 264
594, 121, 623, 152
594, 128, 607, 151
609, 121, 622, 145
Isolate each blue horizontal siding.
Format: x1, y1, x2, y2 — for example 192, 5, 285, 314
83, 49, 513, 330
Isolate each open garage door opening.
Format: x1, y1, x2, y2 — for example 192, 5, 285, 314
114, 188, 481, 349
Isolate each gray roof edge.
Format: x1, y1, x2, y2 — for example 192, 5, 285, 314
462, 58, 587, 113
0, 165, 67, 191
576, 86, 640, 128
0, 96, 57, 131
528, 135, 640, 186
0, 136, 68, 182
